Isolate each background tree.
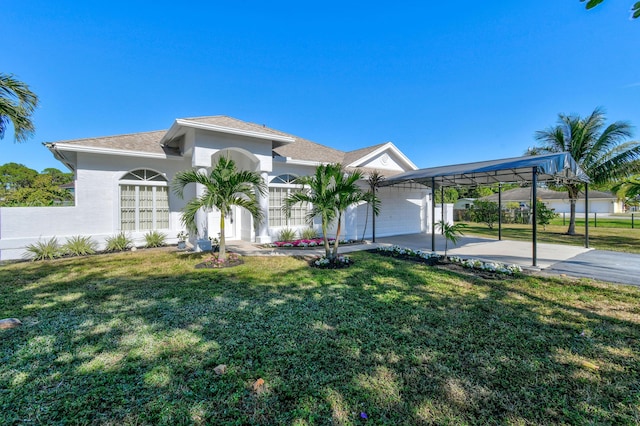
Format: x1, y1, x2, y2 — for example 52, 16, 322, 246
172, 157, 266, 260
536, 201, 558, 230
0, 73, 39, 143
580, 0, 640, 19
528, 107, 640, 235
0, 163, 73, 206
470, 200, 499, 229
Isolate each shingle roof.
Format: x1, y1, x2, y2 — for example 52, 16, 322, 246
50, 115, 390, 165
342, 143, 387, 166
52, 130, 168, 155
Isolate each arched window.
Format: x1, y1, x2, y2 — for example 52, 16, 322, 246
120, 169, 169, 231
268, 174, 308, 227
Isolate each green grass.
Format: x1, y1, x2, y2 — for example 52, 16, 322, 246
1, 249, 639, 425
461, 222, 640, 254
549, 216, 639, 229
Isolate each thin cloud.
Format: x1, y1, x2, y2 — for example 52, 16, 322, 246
624, 82, 640, 88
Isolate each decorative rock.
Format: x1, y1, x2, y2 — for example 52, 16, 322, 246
214, 364, 227, 375
0, 318, 23, 329
131, 246, 138, 252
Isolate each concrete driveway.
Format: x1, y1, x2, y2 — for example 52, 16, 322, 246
374, 234, 640, 286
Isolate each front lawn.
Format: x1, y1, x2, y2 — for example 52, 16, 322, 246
1, 250, 639, 425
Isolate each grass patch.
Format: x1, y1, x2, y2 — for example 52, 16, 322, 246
461, 222, 640, 254
1, 250, 639, 424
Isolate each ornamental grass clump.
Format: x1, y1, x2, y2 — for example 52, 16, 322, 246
105, 232, 133, 252
24, 237, 62, 261
62, 235, 98, 257
278, 227, 297, 242
144, 230, 167, 248
300, 227, 318, 240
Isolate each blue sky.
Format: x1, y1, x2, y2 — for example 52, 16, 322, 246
4, 1, 639, 172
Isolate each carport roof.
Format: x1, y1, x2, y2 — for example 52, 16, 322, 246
380, 152, 590, 188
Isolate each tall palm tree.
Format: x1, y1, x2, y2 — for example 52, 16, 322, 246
528, 107, 640, 234
361, 170, 384, 242
283, 163, 365, 260
330, 166, 365, 258
0, 73, 39, 143
172, 156, 266, 260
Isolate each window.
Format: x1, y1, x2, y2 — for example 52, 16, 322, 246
119, 169, 169, 231
269, 174, 308, 227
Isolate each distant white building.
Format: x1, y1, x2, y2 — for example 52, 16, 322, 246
481, 187, 622, 214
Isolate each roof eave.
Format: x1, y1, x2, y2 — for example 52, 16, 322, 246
160, 119, 296, 146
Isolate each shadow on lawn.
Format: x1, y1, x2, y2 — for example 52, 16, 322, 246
1, 251, 639, 424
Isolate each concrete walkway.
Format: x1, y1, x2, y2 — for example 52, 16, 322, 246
225, 233, 639, 286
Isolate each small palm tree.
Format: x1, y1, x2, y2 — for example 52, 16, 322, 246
361, 170, 384, 242
0, 73, 39, 143
172, 156, 266, 260
528, 107, 640, 235
436, 220, 466, 261
283, 164, 365, 260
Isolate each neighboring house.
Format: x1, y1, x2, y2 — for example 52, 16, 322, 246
453, 198, 476, 210
480, 187, 623, 214
0, 116, 437, 260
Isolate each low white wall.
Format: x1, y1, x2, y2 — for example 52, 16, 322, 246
0, 206, 179, 261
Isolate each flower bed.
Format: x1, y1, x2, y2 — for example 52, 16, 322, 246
267, 238, 357, 248
195, 252, 243, 269
377, 245, 522, 276
309, 255, 353, 269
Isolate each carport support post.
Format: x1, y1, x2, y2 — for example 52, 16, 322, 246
532, 167, 538, 267
498, 183, 502, 241
585, 183, 589, 248
440, 186, 445, 229
431, 177, 436, 251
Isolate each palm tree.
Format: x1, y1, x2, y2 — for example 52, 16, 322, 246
172, 156, 266, 260
528, 107, 640, 235
283, 164, 365, 260
360, 170, 384, 242
436, 220, 466, 261
611, 174, 640, 205
330, 166, 365, 259
0, 73, 39, 143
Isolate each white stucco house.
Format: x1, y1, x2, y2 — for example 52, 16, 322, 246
0, 116, 438, 260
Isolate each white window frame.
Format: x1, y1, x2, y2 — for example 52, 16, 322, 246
268, 174, 309, 228
119, 169, 170, 232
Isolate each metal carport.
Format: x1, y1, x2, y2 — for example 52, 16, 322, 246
379, 152, 591, 267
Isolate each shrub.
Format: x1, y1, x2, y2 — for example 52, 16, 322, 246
24, 237, 62, 261
144, 230, 167, 248
278, 227, 297, 242
300, 227, 318, 240
470, 200, 499, 229
105, 232, 133, 252
63, 235, 98, 256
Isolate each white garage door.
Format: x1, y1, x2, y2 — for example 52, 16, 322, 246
356, 188, 426, 238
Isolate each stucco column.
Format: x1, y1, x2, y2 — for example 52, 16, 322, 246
193, 167, 210, 252
255, 171, 271, 244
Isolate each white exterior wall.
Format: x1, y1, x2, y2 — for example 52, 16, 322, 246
0, 152, 192, 261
